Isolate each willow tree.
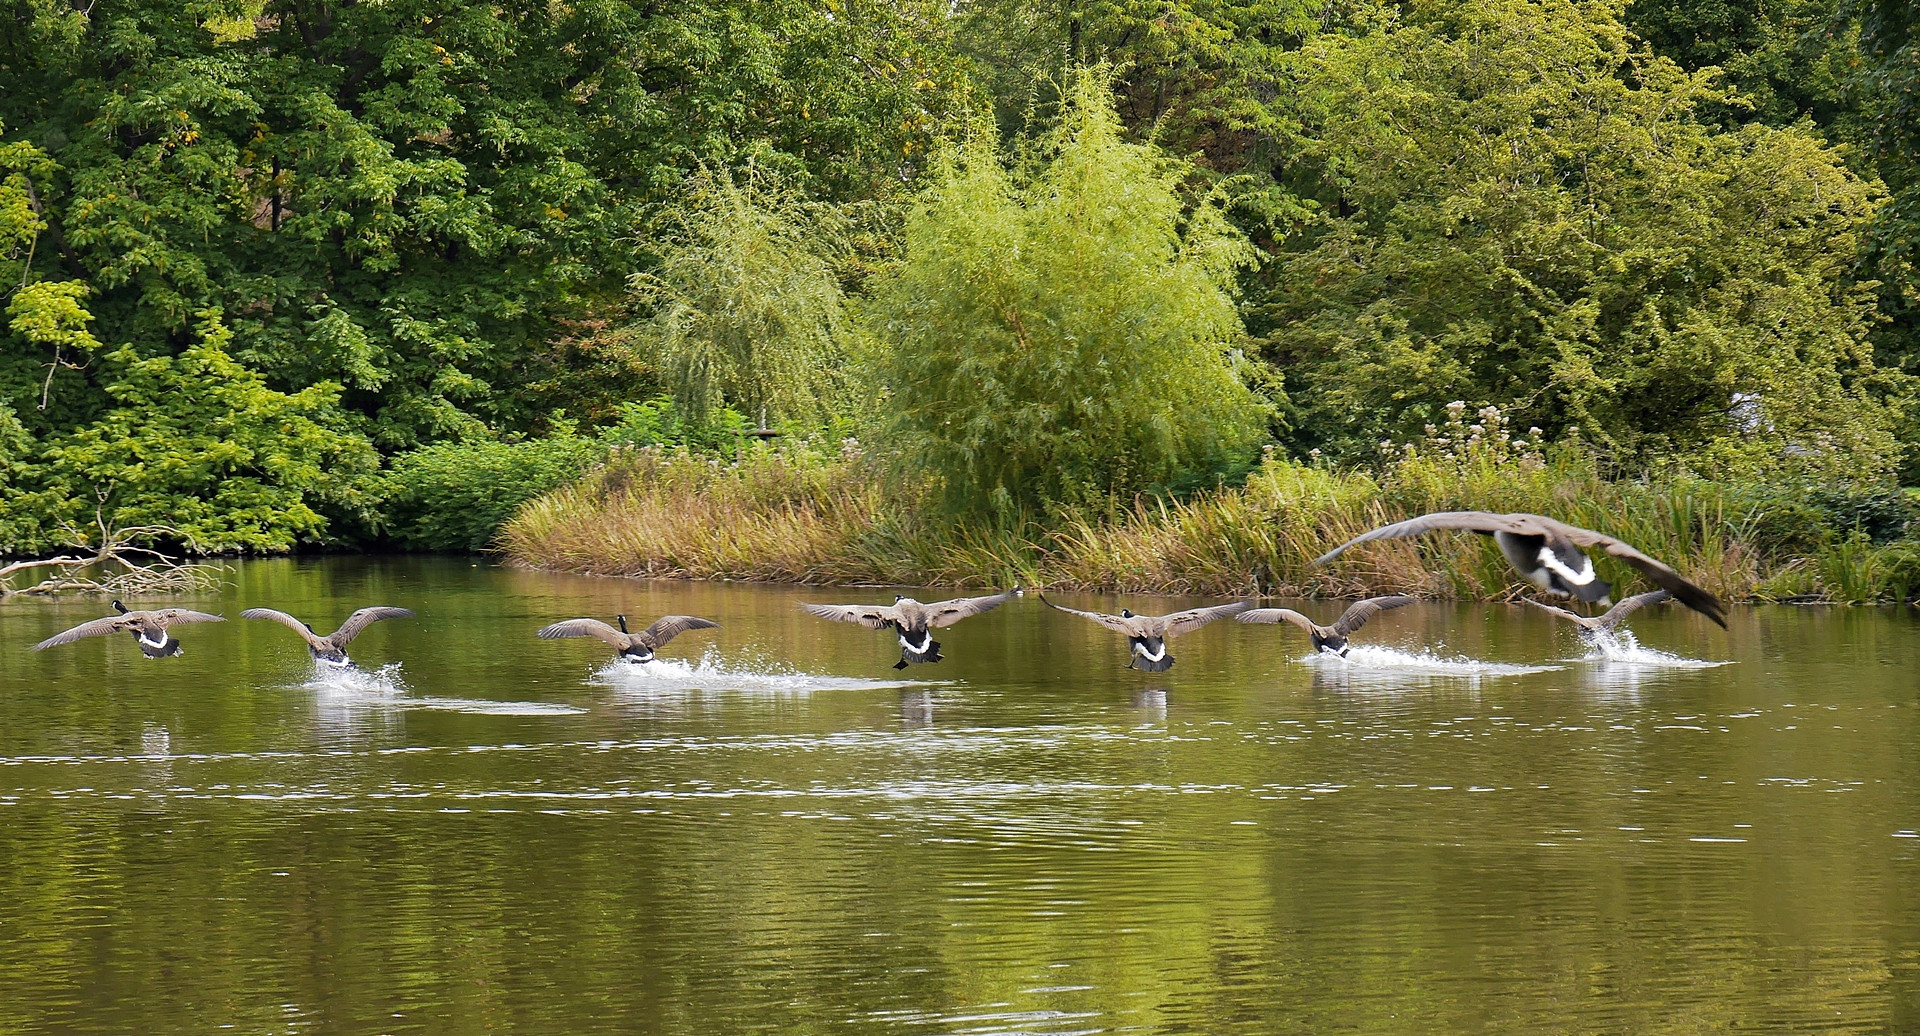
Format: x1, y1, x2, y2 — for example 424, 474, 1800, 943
868, 70, 1268, 519
631, 168, 852, 426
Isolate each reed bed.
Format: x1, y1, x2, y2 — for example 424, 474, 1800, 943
500, 440, 1920, 603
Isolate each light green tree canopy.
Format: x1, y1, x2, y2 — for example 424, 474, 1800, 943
1259, 0, 1900, 476
869, 69, 1270, 519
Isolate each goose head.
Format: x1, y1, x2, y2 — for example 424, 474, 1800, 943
112, 599, 130, 615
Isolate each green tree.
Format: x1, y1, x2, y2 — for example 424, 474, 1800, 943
27, 314, 377, 553
630, 167, 852, 426
869, 70, 1269, 519
1258, 0, 1899, 476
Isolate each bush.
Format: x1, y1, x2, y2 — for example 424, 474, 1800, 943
380, 431, 606, 552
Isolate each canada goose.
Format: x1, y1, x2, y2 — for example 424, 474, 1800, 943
242, 606, 415, 666
1313, 512, 1727, 627
803, 590, 1017, 669
1236, 595, 1415, 657
1041, 596, 1251, 671
1523, 589, 1672, 643
536, 614, 720, 663
33, 600, 225, 658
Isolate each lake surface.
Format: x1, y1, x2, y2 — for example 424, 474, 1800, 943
2, 556, 1917, 1034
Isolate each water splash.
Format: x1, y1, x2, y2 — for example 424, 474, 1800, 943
590, 646, 944, 696
1303, 644, 1563, 678
1581, 630, 1731, 669
303, 662, 585, 716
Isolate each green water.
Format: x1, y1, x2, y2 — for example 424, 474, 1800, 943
2, 556, 1917, 1034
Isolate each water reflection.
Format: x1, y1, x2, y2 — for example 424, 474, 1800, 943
0, 558, 1913, 1034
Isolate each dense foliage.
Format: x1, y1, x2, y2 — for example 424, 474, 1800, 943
2, 0, 1917, 558
869, 73, 1267, 518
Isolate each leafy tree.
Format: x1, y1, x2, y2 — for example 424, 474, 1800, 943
869, 70, 1269, 519
1258, 0, 1900, 476
630, 167, 853, 426
1625, 0, 1863, 132
26, 314, 377, 553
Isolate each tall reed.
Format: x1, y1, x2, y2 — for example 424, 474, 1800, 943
500, 431, 1920, 603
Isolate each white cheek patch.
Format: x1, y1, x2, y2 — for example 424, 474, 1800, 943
1536, 546, 1597, 586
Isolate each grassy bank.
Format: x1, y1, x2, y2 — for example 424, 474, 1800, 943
500, 440, 1920, 604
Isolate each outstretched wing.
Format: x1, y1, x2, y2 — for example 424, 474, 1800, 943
926, 590, 1017, 628
641, 615, 721, 647
1235, 608, 1320, 634
1334, 595, 1415, 635
1543, 520, 1727, 628
1039, 595, 1139, 635
1519, 597, 1591, 627
1592, 589, 1673, 630
1163, 600, 1253, 637
155, 609, 225, 627
241, 608, 327, 649
328, 607, 416, 646
33, 615, 134, 650
802, 603, 896, 630
1312, 511, 1517, 565
537, 618, 630, 648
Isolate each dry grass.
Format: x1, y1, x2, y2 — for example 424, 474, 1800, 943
500, 441, 1920, 603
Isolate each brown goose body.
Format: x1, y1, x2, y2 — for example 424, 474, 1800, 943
1237, 595, 1415, 656
33, 600, 225, 658
803, 591, 1017, 669
1523, 589, 1672, 642
1313, 511, 1726, 628
1041, 596, 1251, 672
537, 614, 720, 663
242, 606, 415, 666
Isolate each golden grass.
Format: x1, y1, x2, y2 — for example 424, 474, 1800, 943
499, 443, 1920, 603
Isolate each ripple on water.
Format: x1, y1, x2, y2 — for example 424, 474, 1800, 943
591, 648, 946, 696
303, 663, 585, 716
1303, 645, 1563, 679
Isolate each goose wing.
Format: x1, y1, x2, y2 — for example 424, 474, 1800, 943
1519, 597, 1593, 627
33, 615, 136, 650
328, 607, 416, 646
1591, 589, 1672, 630
1235, 608, 1321, 634
1334, 595, 1415, 635
1312, 511, 1518, 565
802, 603, 897, 630
1039, 596, 1141, 635
1162, 600, 1254, 637
925, 590, 1017, 628
152, 609, 225, 627
639, 615, 721, 647
1535, 518, 1727, 628
241, 608, 329, 650
537, 618, 632, 648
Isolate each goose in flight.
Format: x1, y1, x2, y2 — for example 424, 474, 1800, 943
1523, 589, 1672, 643
1041, 596, 1251, 672
1312, 511, 1726, 627
1236, 595, 1415, 657
803, 590, 1017, 669
33, 601, 225, 658
242, 606, 415, 666
536, 614, 720, 663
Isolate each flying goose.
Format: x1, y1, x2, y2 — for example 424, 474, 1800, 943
803, 590, 1017, 669
1041, 596, 1251, 671
536, 614, 720, 663
242, 606, 415, 666
1523, 589, 1672, 642
33, 600, 225, 658
1236, 595, 1415, 657
1312, 511, 1727, 627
